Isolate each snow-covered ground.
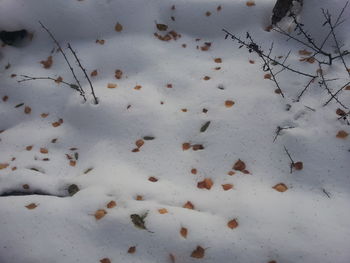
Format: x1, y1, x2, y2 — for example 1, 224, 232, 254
0, 0, 349, 262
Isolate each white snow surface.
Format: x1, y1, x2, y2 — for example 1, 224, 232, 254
0, 0, 349, 262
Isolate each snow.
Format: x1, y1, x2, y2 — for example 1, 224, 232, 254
0, 0, 349, 262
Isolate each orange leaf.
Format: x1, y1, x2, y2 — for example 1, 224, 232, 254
40, 148, 48, 154
135, 139, 145, 148
246, 1, 256, 6
90, 70, 98, 77
95, 209, 107, 220
180, 227, 188, 238
233, 159, 246, 171
0, 163, 9, 169
40, 56, 53, 69
222, 184, 233, 191
191, 246, 205, 259
128, 246, 136, 254
25, 203, 37, 210
336, 130, 348, 139
183, 201, 194, 210
158, 208, 168, 214
107, 83, 117, 89
225, 100, 235, 107
197, 178, 213, 190
214, 58, 222, 63
273, 183, 288, 192
182, 143, 191, 150
227, 219, 239, 229
107, 201, 117, 209
115, 22, 123, 32
100, 258, 111, 263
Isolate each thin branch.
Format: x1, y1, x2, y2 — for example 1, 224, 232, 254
323, 81, 350, 106
273, 126, 295, 142
296, 76, 317, 101
283, 146, 295, 173
18, 75, 71, 86
38, 21, 86, 101
67, 43, 98, 104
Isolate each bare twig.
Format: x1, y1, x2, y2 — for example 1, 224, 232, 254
273, 126, 295, 142
296, 76, 317, 101
283, 146, 295, 173
39, 21, 86, 101
67, 43, 98, 104
322, 188, 331, 198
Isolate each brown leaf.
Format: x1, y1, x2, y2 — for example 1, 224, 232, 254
336, 130, 348, 139
249, 60, 255, 64
203, 76, 211, 80
246, 1, 256, 6
227, 218, 239, 229
115, 22, 123, 32
52, 121, 61, 127
107, 83, 117, 89
100, 258, 111, 263
115, 69, 123, 79
345, 85, 350, 90
222, 184, 233, 191
264, 73, 272, 79
41, 113, 49, 118
69, 160, 76, 167
135, 139, 145, 148
134, 85, 142, 90
192, 144, 204, 151
107, 201, 117, 209
183, 201, 194, 210
217, 5, 222, 11
24, 106, 31, 114
26, 145, 33, 151
273, 183, 288, 192
299, 49, 312, 56
166, 83, 173, 88
128, 246, 136, 254
336, 108, 346, 116
96, 39, 105, 45
40, 148, 48, 154
158, 208, 168, 214
191, 168, 197, 174
225, 100, 235, 108
23, 184, 30, 190
214, 58, 222, 63
293, 162, 303, 170
191, 246, 205, 259
132, 148, 139, 152
25, 203, 37, 210
233, 159, 246, 171
227, 171, 236, 176
2, 95, 8, 102
40, 56, 53, 69
197, 178, 213, 190
148, 176, 158, 182
180, 227, 188, 238
205, 11, 211, 16
182, 143, 191, 150
0, 163, 9, 169
300, 57, 315, 63
156, 23, 168, 31
90, 70, 98, 77
95, 209, 107, 220
55, 76, 63, 83
136, 195, 143, 201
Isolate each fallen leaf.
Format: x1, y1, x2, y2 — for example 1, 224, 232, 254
100, 258, 111, 263
214, 58, 222, 63
246, 1, 255, 6
107, 201, 117, 209
52, 121, 61, 127
55, 76, 63, 83
336, 130, 348, 139
345, 86, 350, 90
69, 160, 76, 167
24, 106, 32, 114
197, 178, 213, 190
2, 95, 8, 102
205, 11, 211, 16
336, 108, 346, 116
136, 195, 143, 200
134, 85, 142, 90
273, 183, 288, 192
183, 201, 194, 210
293, 161, 303, 170
299, 49, 312, 56
203, 76, 211, 80
26, 145, 33, 151
166, 83, 173, 88
264, 73, 272, 79
182, 143, 191, 150
148, 176, 158, 182
128, 246, 136, 254
156, 23, 168, 31
217, 5, 222, 11
23, 184, 30, 190
41, 113, 49, 118
225, 100, 235, 107
95, 209, 107, 220
40, 148, 48, 154
0, 163, 9, 169
300, 57, 315, 63
115, 22, 123, 32
233, 159, 246, 171
200, 121, 211, 132
191, 246, 205, 259
96, 39, 105, 45
107, 83, 117, 89
90, 70, 98, 77
40, 56, 53, 69
180, 227, 188, 238
192, 144, 204, 151
222, 184, 233, 191
132, 148, 139, 152
158, 208, 168, 214
115, 69, 123, 79
227, 219, 239, 229
191, 168, 197, 174
227, 171, 236, 176
51, 138, 57, 143
135, 139, 145, 148
249, 60, 255, 64
25, 203, 37, 210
